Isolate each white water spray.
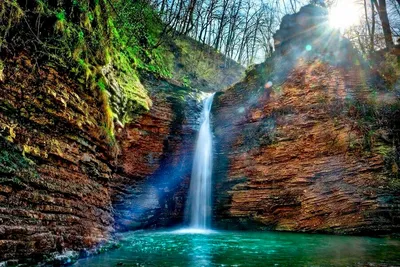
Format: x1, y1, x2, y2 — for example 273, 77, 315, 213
186, 93, 215, 230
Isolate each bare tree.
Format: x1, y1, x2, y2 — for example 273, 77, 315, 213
151, 0, 310, 65
374, 0, 394, 48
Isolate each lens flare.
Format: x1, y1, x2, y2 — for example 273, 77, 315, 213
329, 1, 361, 31
265, 81, 273, 89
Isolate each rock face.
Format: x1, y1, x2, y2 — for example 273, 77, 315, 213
211, 5, 400, 235
274, 5, 329, 49
111, 73, 201, 231
0, 53, 116, 263
1, 2, 399, 264
0, 54, 199, 263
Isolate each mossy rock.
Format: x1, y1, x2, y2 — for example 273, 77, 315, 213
0, 137, 39, 185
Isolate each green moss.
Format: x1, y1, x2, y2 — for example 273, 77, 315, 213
56, 10, 65, 21
273, 85, 283, 94
0, 138, 39, 186
0, 0, 240, 144
362, 129, 375, 151
97, 79, 107, 92
380, 146, 400, 178
35, 0, 47, 14
0, 150, 28, 174
166, 36, 244, 91
375, 143, 393, 156
0, 59, 4, 81
0, 0, 23, 49
182, 75, 191, 88
98, 82, 115, 143
378, 53, 400, 89
2, 0, 174, 138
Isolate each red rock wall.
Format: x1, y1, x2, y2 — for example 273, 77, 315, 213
0, 54, 198, 263
0, 53, 115, 262
111, 76, 200, 231
212, 58, 400, 235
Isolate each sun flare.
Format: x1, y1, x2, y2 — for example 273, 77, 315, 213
329, 1, 361, 31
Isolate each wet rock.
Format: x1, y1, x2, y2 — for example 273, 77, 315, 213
111, 72, 202, 231
53, 250, 79, 266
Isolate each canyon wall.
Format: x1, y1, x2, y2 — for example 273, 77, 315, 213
0, 53, 116, 263
0, 54, 199, 264
211, 5, 400, 235
111, 73, 201, 231
1, 2, 399, 265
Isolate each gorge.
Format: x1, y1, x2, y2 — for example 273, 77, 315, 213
0, 0, 400, 266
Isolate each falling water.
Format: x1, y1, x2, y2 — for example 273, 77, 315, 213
186, 93, 215, 230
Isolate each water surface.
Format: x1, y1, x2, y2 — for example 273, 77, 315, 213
73, 230, 400, 266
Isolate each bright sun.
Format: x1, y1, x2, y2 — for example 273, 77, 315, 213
329, 1, 361, 31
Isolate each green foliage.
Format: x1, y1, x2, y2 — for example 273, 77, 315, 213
0, 148, 30, 174
174, 38, 217, 81
111, 0, 172, 77
55, 10, 66, 21
165, 36, 244, 91
182, 75, 191, 88
0, 59, 4, 81
99, 83, 114, 138
345, 87, 400, 179
0, 0, 24, 47
377, 53, 400, 89
97, 79, 107, 92
0, 0, 178, 140
346, 98, 378, 151
379, 145, 400, 178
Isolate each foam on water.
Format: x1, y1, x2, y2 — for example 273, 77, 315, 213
172, 228, 216, 235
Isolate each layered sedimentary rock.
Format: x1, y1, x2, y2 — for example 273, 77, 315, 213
212, 5, 400, 235
0, 54, 199, 263
111, 73, 201, 231
0, 53, 116, 263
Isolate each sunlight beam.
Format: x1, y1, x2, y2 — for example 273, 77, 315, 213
329, 1, 362, 31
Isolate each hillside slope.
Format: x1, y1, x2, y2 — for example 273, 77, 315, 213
163, 35, 245, 92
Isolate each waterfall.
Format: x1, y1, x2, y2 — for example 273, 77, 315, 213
186, 93, 215, 230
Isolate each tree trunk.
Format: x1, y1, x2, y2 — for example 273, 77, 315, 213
214, 0, 228, 51
374, 0, 393, 49
371, 0, 375, 52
